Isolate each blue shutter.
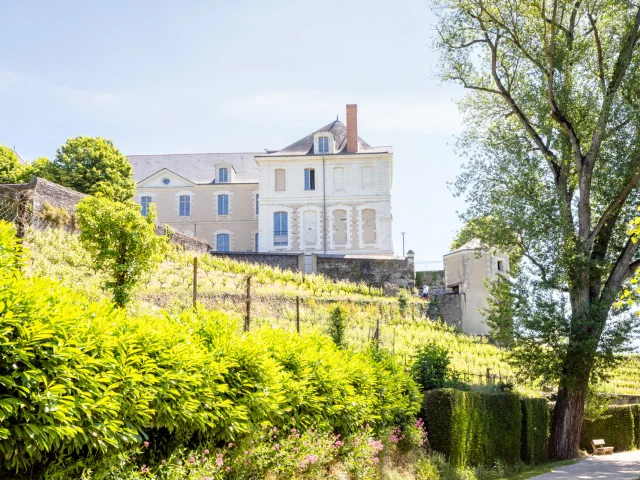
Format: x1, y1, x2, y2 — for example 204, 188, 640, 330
274, 212, 288, 246
218, 195, 229, 215
217, 234, 230, 252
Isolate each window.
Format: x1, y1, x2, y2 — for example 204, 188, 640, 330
361, 166, 373, 189
333, 167, 344, 190
333, 209, 347, 244
217, 234, 230, 252
255, 233, 259, 252
497, 260, 504, 272
304, 168, 315, 191
140, 196, 152, 217
162, 178, 170, 185
362, 208, 376, 243
255, 194, 259, 214
275, 168, 286, 191
318, 136, 329, 153
217, 194, 229, 215
274, 212, 288, 246
219, 167, 228, 183
179, 195, 191, 216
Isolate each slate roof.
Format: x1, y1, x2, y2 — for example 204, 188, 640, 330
263, 119, 390, 156
128, 153, 260, 184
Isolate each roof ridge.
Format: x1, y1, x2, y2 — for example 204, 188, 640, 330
128, 152, 262, 157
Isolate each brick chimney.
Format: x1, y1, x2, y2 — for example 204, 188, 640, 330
346, 104, 358, 153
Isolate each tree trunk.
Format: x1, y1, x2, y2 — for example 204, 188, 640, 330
549, 382, 588, 459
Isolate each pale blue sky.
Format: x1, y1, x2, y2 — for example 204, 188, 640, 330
0, 0, 466, 264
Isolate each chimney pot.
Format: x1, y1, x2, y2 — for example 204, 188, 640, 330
346, 104, 358, 153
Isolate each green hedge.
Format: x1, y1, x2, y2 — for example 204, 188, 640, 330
580, 405, 635, 452
633, 405, 640, 449
422, 389, 522, 467
521, 398, 549, 464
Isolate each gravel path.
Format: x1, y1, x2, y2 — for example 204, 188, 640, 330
531, 450, 640, 479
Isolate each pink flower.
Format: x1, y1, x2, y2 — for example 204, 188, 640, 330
228, 442, 233, 448
216, 453, 224, 467
244, 450, 249, 455
372, 456, 379, 464
226, 466, 231, 472
274, 444, 280, 450
141, 465, 149, 474
203, 449, 209, 455
189, 457, 195, 464
162, 459, 166, 464
132, 457, 136, 461
143, 441, 150, 448
294, 447, 299, 453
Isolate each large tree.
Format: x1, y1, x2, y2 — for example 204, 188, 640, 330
432, 0, 640, 459
0, 146, 31, 184
51, 136, 135, 202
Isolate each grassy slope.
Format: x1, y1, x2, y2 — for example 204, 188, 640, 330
24, 227, 640, 396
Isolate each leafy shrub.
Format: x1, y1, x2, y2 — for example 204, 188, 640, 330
520, 398, 548, 464
77, 196, 167, 306
0, 221, 420, 475
633, 405, 640, 449
580, 404, 636, 452
422, 389, 522, 467
37, 202, 72, 229
329, 305, 347, 346
412, 343, 451, 391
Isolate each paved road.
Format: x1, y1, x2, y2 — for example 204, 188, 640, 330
532, 450, 640, 479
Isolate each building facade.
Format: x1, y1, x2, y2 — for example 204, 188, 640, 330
442, 239, 510, 335
129, 104, 394, 256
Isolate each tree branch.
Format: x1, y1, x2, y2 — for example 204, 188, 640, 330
588, 13, 607, 92
600, 236, 640, 305
588, 158, 640, 250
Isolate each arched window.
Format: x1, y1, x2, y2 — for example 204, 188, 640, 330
217, 233, 230, 252
179, 195, 191, 216
218, 194, 229, 215
274, 212, 288, 246
219, 167, 228, 183
140, 196, 152, 217
362, 208, 376, 243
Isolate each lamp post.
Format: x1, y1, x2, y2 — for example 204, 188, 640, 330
401, 232, 406, 257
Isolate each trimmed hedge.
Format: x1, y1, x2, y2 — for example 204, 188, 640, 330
580, 405, 635, 452
422, 389, 522, 467
521, 397, 549, 464
633, 405, 640, 449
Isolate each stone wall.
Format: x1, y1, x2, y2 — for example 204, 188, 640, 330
429, 293, 463, 329
315, 253, 415, 289
0, 177, 212, 252
209, 251, 303, 271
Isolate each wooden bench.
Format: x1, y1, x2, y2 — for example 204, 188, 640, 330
591, 439, 614, 455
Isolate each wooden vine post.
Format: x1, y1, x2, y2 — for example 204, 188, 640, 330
192, 256, 198, 309
244, 275, 252, 332
295, 296, 300, 334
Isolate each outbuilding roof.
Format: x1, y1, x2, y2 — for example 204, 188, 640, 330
128, 153, 260, 184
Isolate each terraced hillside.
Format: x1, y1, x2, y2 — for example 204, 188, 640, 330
24, 226, 640, 396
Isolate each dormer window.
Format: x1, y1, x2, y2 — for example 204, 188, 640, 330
318, 137, 329, 153
219, 167, 229, 183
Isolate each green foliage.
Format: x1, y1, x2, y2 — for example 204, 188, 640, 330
411, 343, 451, 391
77, 196, 167, 306
0, 145, 31, 184
520, 398, 548, 464
37, 202, 72, 229
580, 405, 636, 453
422, 389, 522, 467
329, 305, 347, 346
50, 136, 136, 201
0, 221, 420, 475
483, 275, 516, 348
633, 405, 640, 449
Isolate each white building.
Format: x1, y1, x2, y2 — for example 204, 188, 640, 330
129, 104, 395, 256
443, 239, 510, 335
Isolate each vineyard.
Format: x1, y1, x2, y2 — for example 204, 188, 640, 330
24, 226, 640, 396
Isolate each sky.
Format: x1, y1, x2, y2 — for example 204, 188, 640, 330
0, 0, 467, 266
